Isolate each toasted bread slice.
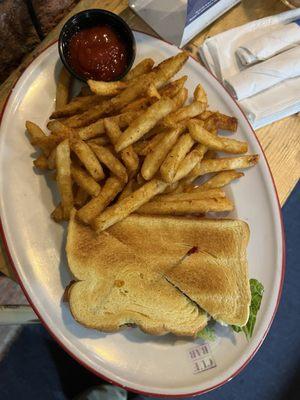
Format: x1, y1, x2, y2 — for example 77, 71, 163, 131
67, 211, 207, 336
66, 212, 250, 334
165, 219, 251, 326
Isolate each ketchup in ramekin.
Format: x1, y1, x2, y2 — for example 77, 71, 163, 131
59, 10, 136, 82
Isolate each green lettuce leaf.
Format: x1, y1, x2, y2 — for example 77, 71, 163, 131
197, 324, 216, 341
232, 278, 264, 340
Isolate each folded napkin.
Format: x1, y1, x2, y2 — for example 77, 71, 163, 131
236, 19, 300, 66
199, 8, 300, 129
225, 46, 300, 100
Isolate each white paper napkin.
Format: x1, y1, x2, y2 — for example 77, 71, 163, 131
236, 19, 300, 66
199, 8, 300, 129
225, 46, 300, 100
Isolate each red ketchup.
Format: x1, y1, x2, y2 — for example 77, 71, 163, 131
67, 25, 128, 81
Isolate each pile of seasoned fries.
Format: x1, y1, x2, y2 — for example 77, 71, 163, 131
25, 51, 258, 232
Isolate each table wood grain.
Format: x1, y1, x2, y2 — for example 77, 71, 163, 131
0, 0, 299, 279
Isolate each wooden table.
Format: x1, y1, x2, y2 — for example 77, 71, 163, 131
0, 0, 299, 279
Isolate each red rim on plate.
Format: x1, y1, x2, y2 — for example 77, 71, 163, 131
0, 31, 286, 398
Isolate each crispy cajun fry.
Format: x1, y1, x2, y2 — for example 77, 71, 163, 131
25, 121, 50, 155
51, 95, 101, 119
33, 154, 48, 169
63, 99, 113, 128
187, 155, 259, 179
160, 133, 195, 182
154, 188, 225, 203
170, 87, 188, 112
136, 173, 146, 187
137, 196, 233, 215
141, 125, 185, 180
204, 150, 217, 159
147, 83, 161, 99
162, 181, 180, 194
92, 179, 168, 232
159, 76, 187, 98
209, 112, 238, 132
56, 139, 73, 219
191, 170, 245, 191
89, 143, 128, 183
71, 164, 101, 197
31, 135, 62, 155
199, 110, 214, 120
173, 144, 207, 182
56, 67, 72, 110
77, 176, 123, 224
115, 98, 174, 152
193, 84, 208, 106
87, 136, 110, 146
120, 96, 157, 113
78, 110, 140, 140
151, 51, 189, 88
104, 118, 139, 177
118, 178, 135, 201
123, 58, 154, 82
161, 101, 205, 128
51, 203, 64, 222
47, 148, 56, 169
88, 80, 127, 96
188, 119, 247, 154
47, 120, 78, 139
74, 187, 90, 208
70, 138, 105, 181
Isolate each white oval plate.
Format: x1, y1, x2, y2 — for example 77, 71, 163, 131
0, 32, 284, 397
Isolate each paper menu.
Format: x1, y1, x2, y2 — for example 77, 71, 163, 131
129, 0, 241, 47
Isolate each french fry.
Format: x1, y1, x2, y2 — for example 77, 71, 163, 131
161, 101, 205, 128
133, 132, 166, 156
51, 203, 64, 222
159, 76, 187, 98
89, 143, 128, 183
147, 83, 161, 99
50, 95, 101, 119
136, 173, 146, 187
77, 176, 123, 224
115, 98, 174, 152
173, 144, 207, 182
87, 137, 110, 146
123, 58, 155, 82
33, 154, 48, 169
56, 67, 72, 110
47, 120, 78, 139
30, 135, 62, 155
193, 84, 208, 106
104, 118, 139, 177
88, 80, 127, 96
160, 133, 195, 182
209, 112, 238, 132
78, 110, 140, 140
56, 139, 73, 219
188, 119, 247, 154
162, 181, 180, 194
137, 196, 233, 215
151, 51, 189, 89
92, 179, 168, 232
141, 125, 185, 180
25, 121, 50, 155
47, 148, 56, 169
118, 178, 135, 201
203, 150, 217, 159
199, 110, 214, 120
74, 187, 90, 208
70, 138, 105, 181
186, 155, 259, 179
121, 96, 156, 113
71, 164, 101, 197
190, 170, 244, 191
171, 87, 188, 111
154, 188, 225, 203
